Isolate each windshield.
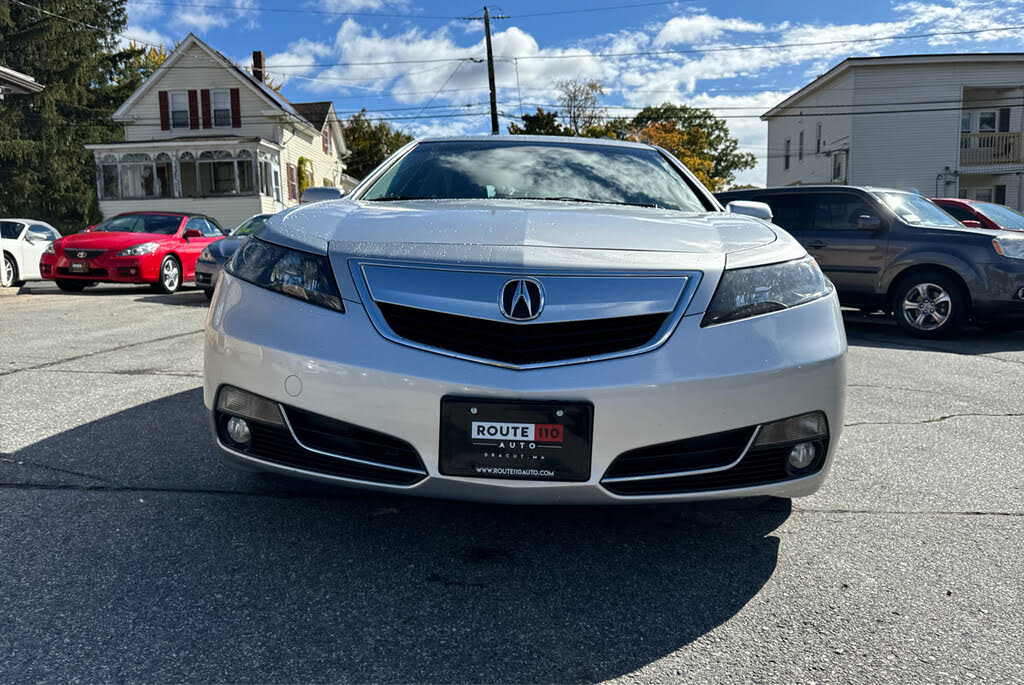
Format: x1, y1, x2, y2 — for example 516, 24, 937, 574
973, 203, 1024, 231
94, 214, 182, 234
873, 192, 961, 228
232, 215, 271, 237
361, 140, 709, 212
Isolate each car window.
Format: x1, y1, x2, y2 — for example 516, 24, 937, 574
94, 214, 182, 234
972, 203, 1024, 230
361, 140, 710, 212
874, 192, 961, 228
939, 204, 980, 224
755, 194, 813, 232
26, 225, 56, 241
231, 215, 271, 237
194, 218, 222, 237
812, 194, 877, 231
0, 221, 25, 240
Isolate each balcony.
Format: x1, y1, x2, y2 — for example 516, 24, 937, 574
960, 132, 1021, 166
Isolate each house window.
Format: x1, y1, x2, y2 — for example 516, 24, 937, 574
273, 167, 282, 201
961, 112, 971, 133
798, 131, 804, 161
978, 111, 996, 132
198, 150, 237, 195
236, 150, 254, 193
815, 123, 822, 154
177, 149, 257, 197
212, 90, 231, 128
98, 152, 172, 199
832, 151, 845, 181
995, 184, 1007, 205
169, 91, 189, 129
784, 138, 791, 171
287, 164, 298, 200
322, 130, 331, 155
974, 187, 994, 203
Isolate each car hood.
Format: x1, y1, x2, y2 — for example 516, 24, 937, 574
206, 237, 246, 259
263, 199, 780, 255
58, 231, 177, 250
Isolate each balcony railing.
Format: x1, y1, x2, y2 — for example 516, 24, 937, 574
960, 132, 1021, 166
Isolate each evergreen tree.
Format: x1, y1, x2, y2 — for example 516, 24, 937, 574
0, 1, 142, 232
341, 110, 414, 180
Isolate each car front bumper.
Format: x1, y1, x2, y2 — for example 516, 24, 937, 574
204, 273, 848, 504
40, 251, 163, 283
194, 257, 225, 291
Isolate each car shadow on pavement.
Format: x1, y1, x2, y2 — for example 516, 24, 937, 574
3, 388, 791, 683
135, 289, 211, 307
843, 312, 1024, 354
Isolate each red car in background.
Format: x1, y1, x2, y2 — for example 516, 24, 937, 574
40, 212, 226, 293
932, 198, 1024, 232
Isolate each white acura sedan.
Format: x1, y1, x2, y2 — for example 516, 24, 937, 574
204, 136, 846, 504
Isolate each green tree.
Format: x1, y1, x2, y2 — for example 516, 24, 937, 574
631, 103, 756, 189
554, 79, 606, 135
0, 0, 142, 232
507, 107, 568, 135
341, 110, 414, 180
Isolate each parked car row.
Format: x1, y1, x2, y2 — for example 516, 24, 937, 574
716, 186, 1024, 336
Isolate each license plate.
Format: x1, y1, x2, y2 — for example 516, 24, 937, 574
439, 396, 593, 482
69, 261, 88, 273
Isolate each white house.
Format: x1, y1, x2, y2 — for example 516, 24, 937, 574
763, 54, 1024, 210
86, 34, 350, 230
0, 64, 44, 98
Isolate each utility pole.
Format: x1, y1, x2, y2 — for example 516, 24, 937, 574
466, 7, 507, 134
483, 7, 499, 134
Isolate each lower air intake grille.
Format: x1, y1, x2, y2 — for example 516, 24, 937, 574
221, 405, 426, 486
377, 302, 669, 365
602, 428, 828, 496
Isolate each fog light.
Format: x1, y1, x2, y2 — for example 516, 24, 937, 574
226, 417, 251, 445
787, 441, 818, 470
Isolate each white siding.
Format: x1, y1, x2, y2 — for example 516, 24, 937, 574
766, 71, 854, 186
98, 196, 264, 232
123, 43, 278, 143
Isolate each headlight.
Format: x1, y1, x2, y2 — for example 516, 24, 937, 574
116, 242, 159, 257
702, 256, 833, 326
226, 238, 344, 312
44, 243, 56, 255
992, 236, 1024, 260
199, 247, 213, 261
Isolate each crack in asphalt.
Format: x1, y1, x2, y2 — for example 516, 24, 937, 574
844, 412, 1024, 427
0, 329, 204, 377
31, 368, 202, 379
0, 456, 120, 486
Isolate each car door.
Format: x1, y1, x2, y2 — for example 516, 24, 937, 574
20, 225, 58, 280
179, 218, 221, 279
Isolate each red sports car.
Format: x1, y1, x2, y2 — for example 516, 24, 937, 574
931, 198, 1024, 232
40, 211, 227, 293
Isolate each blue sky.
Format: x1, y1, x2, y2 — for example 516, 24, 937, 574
124, 0, 1024, 184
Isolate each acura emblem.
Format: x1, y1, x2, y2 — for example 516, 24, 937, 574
499, 278, 544, 321
76, 251, 87, 259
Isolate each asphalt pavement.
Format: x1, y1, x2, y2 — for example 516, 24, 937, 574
1, 282, 1021, 684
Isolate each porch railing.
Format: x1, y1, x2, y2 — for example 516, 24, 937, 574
960, 132, 1022, 166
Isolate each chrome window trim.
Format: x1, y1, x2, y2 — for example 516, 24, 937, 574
601, 426, 762, 483
349, 259, 704, 370
278, 405, 427, 476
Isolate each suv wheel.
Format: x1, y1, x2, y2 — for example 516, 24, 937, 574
893, 271, 966, 337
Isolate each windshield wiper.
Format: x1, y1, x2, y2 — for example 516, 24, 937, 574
365, 196, 437, 202
510, 196, 661, 209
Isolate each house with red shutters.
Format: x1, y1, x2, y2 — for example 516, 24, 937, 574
85, 34, 350, 230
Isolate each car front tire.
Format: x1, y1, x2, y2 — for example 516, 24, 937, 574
152, 255, 181, 294
55, 279, 88, 292
1, 253, 17, 288
892, 271, 967, 338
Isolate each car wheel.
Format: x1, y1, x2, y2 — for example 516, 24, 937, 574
154, 255, 181, 294
893, 272, 967, 338
1, 253, 16, 288
203, 288, 214, 300
55, 279, 88, 292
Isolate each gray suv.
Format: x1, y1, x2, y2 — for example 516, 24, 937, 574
716, 186, 1024, 337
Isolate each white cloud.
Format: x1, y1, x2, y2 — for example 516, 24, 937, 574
320, 0, 395, 10
654, 14, 765, 46
174, 0, 259, 32
118, 25, 174, 51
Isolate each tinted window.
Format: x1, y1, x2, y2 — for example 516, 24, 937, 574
26, 226, 57, 241
0, 221, 25, 240
191, 218, 222, 237
874, 192, 960, 228
231, 215, 271, 237
813, 193, 877, 230
939, 204, 980, 224
755, 194, 813, 232
361, 140, 709, 212
94, 214, 182, 234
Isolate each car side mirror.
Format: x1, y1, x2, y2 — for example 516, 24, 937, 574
726, 200, 773, 221
960, 219, 984, 228
182, 229, 203, 240
856, 214, 883, 230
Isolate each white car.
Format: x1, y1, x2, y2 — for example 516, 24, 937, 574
204, 136, 847, 504
1, 219, 61, 288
